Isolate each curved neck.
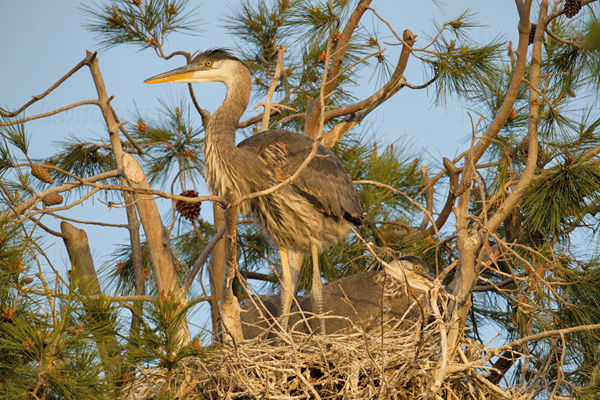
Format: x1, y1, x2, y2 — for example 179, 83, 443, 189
206, 66, 252, 147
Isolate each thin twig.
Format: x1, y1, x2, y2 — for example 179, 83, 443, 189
0, 100, 100, 126
109, 105, 145, 154
181, 222, 227, 296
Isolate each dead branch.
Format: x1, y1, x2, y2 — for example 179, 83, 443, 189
413, 157, 460, 239
181, 222, 227, 296
443, 2, 536, 374
241, 270, 277, 283
260, 45, 286, 131
468, 1, 533, 166
354, 179, 441, 240
460, 323, 600, 373
321, 30, 417, 147
207, 205, 227, 339
484, 1, 545, 234
417, 166, 435, 230
472, 277, 517, 292
19, 285, 156, 303
2, 170, 119, 220
0, 100, 100, 126
187, 84, 211, 127
85, 49, 151, 339
122, 152, 191, 346
219, 189, 243, 342
16, 187, 101, 224
109, 105, 145, 154
303, 0, 373, 139
0, 53, 93, 118
43, 212, 129, 228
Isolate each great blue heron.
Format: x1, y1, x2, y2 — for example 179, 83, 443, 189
240, 255, 442, 338
145, 49, 363, 333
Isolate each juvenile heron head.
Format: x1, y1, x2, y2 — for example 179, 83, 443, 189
383, 255, 440, 292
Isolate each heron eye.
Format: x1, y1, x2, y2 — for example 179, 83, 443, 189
414, 264, 420, 270
205, 60, 212, 67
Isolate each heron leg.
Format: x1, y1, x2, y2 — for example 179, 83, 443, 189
311, 243, 326, 335
279, 248, 303, 331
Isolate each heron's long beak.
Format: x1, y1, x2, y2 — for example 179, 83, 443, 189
411, 268, 451, 292
144, 64, 201, 84
415, 268, 437, 283
403, 271, 435, 291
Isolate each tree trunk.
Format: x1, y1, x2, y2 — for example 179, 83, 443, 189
121, 153, 191, 347
209, 204, 226, 340
219, 189, 243, 342
85, 52, 147, 344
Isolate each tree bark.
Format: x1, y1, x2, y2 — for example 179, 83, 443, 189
85, 51, 148, 344
124, 196, 145, 339
121, 153, 191, 346
209, 205, 226, 340
219, 189, 243, 342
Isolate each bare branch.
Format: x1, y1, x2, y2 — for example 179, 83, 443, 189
241, 270, 277, 283
485, 0, 545, 233
354, 179, 442, 241
413, 158, 460, 238
321, 29, 417, 134
43, 211, 129, 229
469, 1, 534, 166
403, 76, 438, 90
472, 277, 517, 292
2, 170, 120, 220
187, 83, 211, 127
109, 106, 145, 154
545, 26, 583, 49
16, 187, 101, 224
19, 285, 157, 303
181, 222, 227, 296
0, 100, 99, 126
460, 323, 600, 373
0, 52, 94, 118
261, 45, 286, 131
219, 189, 243, 342
303, 0, 374, 138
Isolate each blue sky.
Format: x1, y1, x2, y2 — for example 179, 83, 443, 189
1, 0, 519, 337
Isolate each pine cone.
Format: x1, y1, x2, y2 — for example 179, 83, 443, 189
564, 0, 581, 18
528, 23, 537, 45
454, 176, 472, 197
42, 193, 63, 207
176, 190, 200, 221
31, 164, 54, 184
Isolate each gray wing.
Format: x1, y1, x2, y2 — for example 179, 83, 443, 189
238, 130, 363, 224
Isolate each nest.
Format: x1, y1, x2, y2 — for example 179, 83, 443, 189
120, 315, 522, 400
119, 282, 554, 399
122, 322, 433, 399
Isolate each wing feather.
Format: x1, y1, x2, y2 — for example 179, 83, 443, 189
238, 130, 363, 223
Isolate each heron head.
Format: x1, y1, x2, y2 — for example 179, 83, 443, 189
383, 255, 441, 292
144, 49, 247, 84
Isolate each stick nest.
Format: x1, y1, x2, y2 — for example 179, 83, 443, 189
120, 319, 512, 399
